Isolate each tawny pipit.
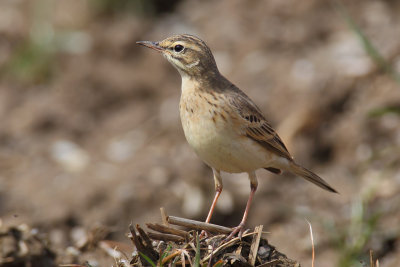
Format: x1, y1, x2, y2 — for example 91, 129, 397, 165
137, 34, 337, 239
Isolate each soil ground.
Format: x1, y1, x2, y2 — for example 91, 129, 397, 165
0, 0, 400, 266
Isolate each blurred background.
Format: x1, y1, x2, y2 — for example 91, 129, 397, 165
0, 0, 400, 266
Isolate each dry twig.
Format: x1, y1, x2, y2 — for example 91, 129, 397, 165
167, 216, 232, 234
306, 219, 315, 267
249, 225, 263, 266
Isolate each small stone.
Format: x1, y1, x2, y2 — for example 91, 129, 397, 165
51, 140, 90, 172
258, 245, 271, 259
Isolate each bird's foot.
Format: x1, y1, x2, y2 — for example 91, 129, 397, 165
225, 222, 246, 241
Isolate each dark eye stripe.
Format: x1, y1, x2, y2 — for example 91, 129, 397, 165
169, 46, 194, 60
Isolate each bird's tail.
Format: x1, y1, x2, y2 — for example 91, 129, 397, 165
289, 162, 338, 193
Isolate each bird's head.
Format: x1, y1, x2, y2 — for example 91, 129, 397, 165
137, 34, 219, 78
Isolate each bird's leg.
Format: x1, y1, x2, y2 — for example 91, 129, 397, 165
226, 171, 258, 241
205, 169, 223, 223
200, 169, 222, 238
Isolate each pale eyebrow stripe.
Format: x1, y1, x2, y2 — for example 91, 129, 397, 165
185, 43, 202, 51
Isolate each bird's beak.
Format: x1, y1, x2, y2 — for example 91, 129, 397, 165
136, 41, 164, 52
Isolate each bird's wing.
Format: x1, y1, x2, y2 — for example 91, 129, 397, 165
227, 88, 293, 161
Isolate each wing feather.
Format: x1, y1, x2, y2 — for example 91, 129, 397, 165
226, 87, 293, 161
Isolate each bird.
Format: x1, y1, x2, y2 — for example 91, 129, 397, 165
137, 34, 337, 239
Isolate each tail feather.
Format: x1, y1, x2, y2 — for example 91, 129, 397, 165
289, 162, 338, 193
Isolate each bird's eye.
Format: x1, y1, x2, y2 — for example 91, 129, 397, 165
174, 44, 184, 53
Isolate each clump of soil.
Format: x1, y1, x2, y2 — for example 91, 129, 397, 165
129, 213, 300, 267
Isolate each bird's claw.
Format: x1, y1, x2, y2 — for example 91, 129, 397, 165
224, 222, 246, 242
